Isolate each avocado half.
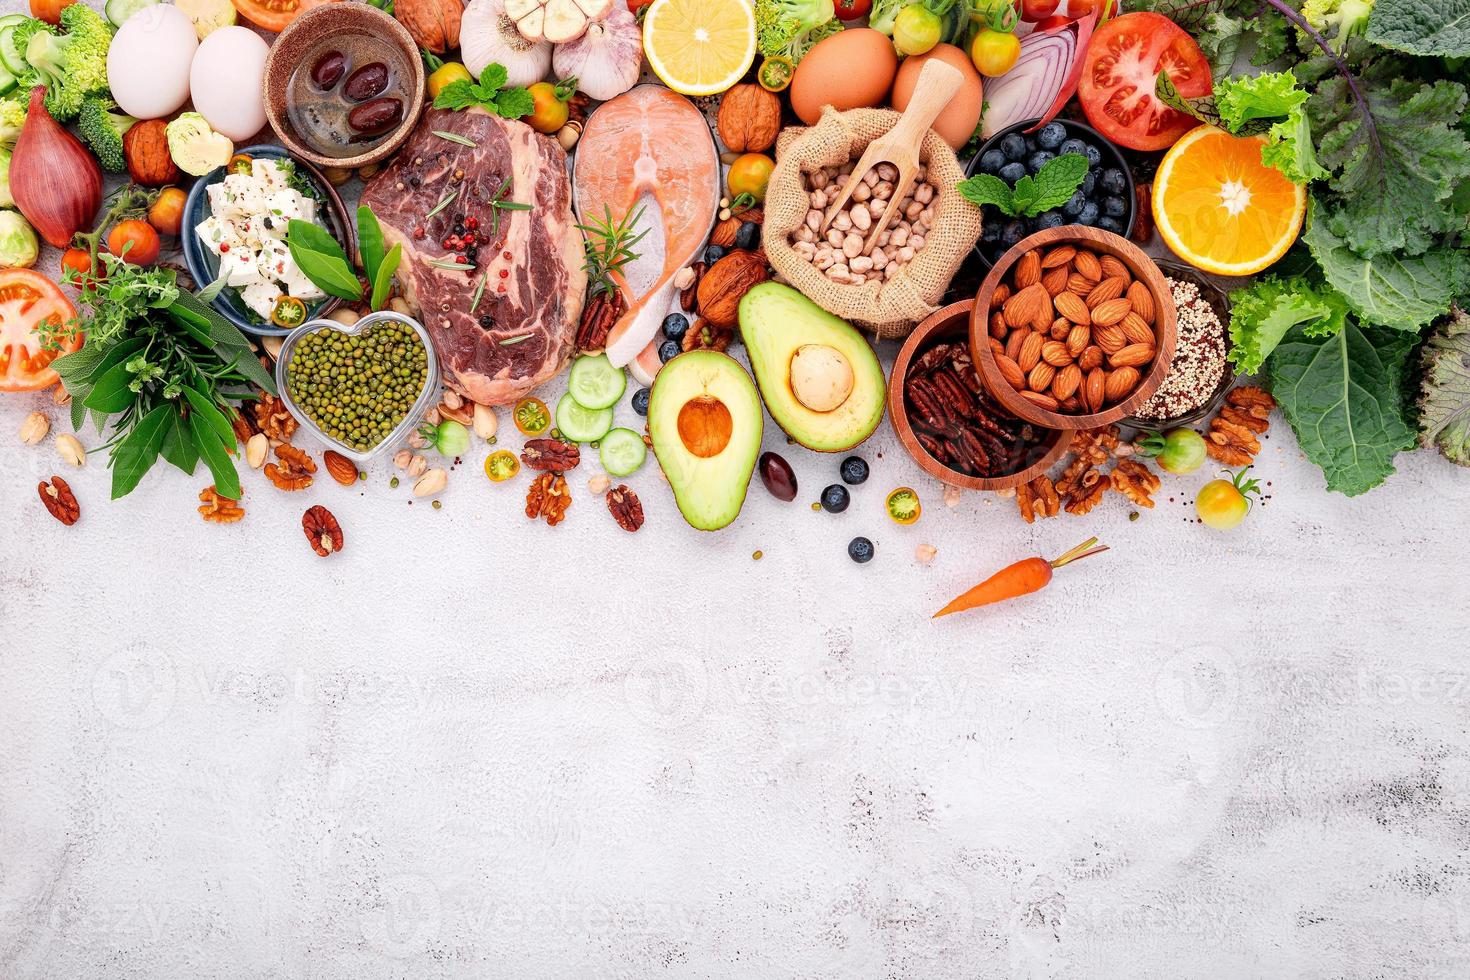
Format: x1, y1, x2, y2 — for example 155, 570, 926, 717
648, 350, 763, 531
737, 283, 887, 452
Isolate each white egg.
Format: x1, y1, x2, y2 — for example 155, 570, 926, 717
190, 27, 270, 142
107, 5, 197, 118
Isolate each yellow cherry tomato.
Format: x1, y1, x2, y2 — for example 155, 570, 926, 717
727, 153, 776, 202
484, 449, 521, 482
428, 62, 473, 99
1195, 468, 1261, 530
886, 487, 921, 525
525, 81, 571, 135
970, 29, 1021, 77
513, 397, 551, 436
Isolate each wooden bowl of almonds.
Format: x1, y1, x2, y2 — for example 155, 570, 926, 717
969, 226, 1176, 431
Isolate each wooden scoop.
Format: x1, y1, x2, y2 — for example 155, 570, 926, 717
819, 58, 964, 258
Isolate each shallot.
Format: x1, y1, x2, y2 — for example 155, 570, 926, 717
460, 0, 552, 88
10, 87, 102, 248
552, 5, 641, 102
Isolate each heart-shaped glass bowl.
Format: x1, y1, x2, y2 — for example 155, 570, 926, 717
274, 311, 441, 465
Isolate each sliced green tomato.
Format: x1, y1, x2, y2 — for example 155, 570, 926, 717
104, 0, 160, 27
886, 487, 921, 525
567, 353, 627, 410
484, 449, 520, 482
599, 427, 647, 477
514, 397, 551, 435
555, 392, 613, 443
270, 295, 307, 327
758, 56, 793, 93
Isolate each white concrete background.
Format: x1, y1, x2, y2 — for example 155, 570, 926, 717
4, 3, 1470, 975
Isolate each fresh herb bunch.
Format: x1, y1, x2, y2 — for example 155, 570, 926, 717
956, 153, 1090, 218
432, 64, 535, 118
577, 204, 649, 298
52, 257, 278, 500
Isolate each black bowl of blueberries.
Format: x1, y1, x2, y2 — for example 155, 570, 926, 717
968, 117, 1135, 267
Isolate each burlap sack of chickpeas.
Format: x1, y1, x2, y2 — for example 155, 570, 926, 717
765, 107, 982, 339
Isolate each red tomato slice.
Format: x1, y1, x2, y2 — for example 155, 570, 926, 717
0, 270, 80, 393
229, 0, 338, 33
1078, 11, 1212, 151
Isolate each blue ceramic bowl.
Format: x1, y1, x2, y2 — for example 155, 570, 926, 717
180, 144, 356, 337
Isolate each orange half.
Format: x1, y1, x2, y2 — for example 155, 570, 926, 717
1152, 125, 1306, 276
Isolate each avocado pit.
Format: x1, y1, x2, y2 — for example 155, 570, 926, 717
677, 396, 734, 458
789, 344, 854, 413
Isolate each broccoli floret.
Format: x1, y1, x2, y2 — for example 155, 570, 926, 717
755, 0, 841, 63
1300, 0, 1373, 53
0, 97, 24, 150
16, 7, 113, 123
78, 98, 136, 174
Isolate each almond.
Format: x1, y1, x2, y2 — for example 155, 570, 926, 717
1066, 324, 1090, 357
990, 311, 1008, 339
1090, 297, 1132, 326
1109, 344, 1156, 369
996, 354, 1026, 390
1054, 291, 1091, 325
989, 337, 1005, 359
323, 450, 359, 487
1067, 272, 1099, 295
1086, 276, 1129, 309
1120, 312, 1155, 347
1014, 250, 1042, 289
1084, 368, 1106, 412
1078, 345, 1104, 371
1127, 281, 1156, 324
245, 433, 269, 469
1027, 361, 1056, 393
992, 282, 1012, 307
1002, 283, 1047, 329
1005, 327, 1029, 362
1051, 363, 1082, 402
1041, 245, 1076, 269
1099, 254, 1130, 280
1041, 264, 1070, 296
1105, 366, 1140, 401
1020, 390, 1060, 412
1060, 395, 1083, 413
1074, 249, 1102, 281
1050, 319, 1071, 340
1094, 324, 1128, 354
1041, 340, 1073, 368
1017, 331, 1044, 372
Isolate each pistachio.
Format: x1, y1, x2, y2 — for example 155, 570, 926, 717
55, 433, 86, 467
943, 484, 963, 508
442, 389, 463, 411
52, 385, 71, 407
262, 335, 284, 360
388, 297, 413, 316
393, 448, 413, 469
413, 467, 447, 497
424, 405, 441, 426
472, 402, 498, 440
407, 454, 428, 478
587, 473, 610, 494
357, 162, 381, 181
915, 544, 938, 564
19, 411, 49, 445
245, 433, 269, 469
328, 308, 362, 326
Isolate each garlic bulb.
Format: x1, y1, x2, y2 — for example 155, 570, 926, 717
551, 5, 642, 101
461, 0, 553, 88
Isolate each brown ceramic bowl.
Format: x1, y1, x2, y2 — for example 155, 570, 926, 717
970, 226, 1177, 431
262, 3, 426, 169
890, 299, 1072, 492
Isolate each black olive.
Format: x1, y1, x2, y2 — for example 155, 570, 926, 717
311, 51, 346, 90
343, 62, 390, 103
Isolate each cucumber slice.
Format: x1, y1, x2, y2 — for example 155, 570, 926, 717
0, 67, 14, 98
567, 353, 626, 410
0, 23, 27, 76
555, 392, 613, 443
105, 0, 159, 27
599, 427, 647, 477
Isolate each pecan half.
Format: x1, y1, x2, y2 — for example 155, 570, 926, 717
521, 437, 581, 472
607, 484, 645, 532
38, 475, 79, 526
265, 444, 316, 491
302, 505, 343, 557
576, 290, 626, 353
525, 472, 571, 526
198, 485, 245, 523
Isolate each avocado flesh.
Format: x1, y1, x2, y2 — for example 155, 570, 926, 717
648, 350, 763, 531
737, 282, 887, 452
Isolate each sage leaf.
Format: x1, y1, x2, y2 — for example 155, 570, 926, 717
84, 360, 141, 413
189, 409, 241, 501
110, 404, 171, 499
183, 386, 237, 451
160, 409, 199, 475
286, 219, 362, 302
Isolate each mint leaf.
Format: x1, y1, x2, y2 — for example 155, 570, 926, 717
956, 173, 1015, 215
1013, 153, 1088, 217
479, 63, 509, 93
492, 86, 534, 119
432, 79, 481, 111
1367, 0, 1470, 56
1228, 276, 1349, 374
1418, 306, 1470, 467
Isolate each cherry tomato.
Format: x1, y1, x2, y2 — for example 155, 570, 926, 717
60, 248, 107, 289
514, 396, 551, 436
1195, 468, 1260, 530
29, 0, 77, 25
970, 28, 1021, 77
727, 153, 775, 202
1078, 11, 1213, 151
270, 295, 308, 327
1136, 428, 1206, 475
106, 220, 161, 266
627, 0, 654, 13
835, 0, 871, 20
484, 449, 521, 482
0, 269, 80, 392
1020, 0, 1059, 20
893, 5, 942, 56
227, 154, 254, 176
428, 62, 472, 100
148, 188, 187, 237
758, 56, 794, 93
886, 487, 921, 525
525, 81, 571, 135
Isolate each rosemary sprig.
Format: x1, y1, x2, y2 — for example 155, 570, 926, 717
499, 332, 535, 345
576, 204, 648, 298
487, 176, 532, 237
427, 258, 476, 271
469, 272, 488, 313
426, 186, 459, 220
433, 129, 477, 147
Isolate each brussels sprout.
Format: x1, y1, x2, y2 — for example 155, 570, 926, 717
165, 112, 234, 177
0, 211, 39, 269
0, 150, 12, 209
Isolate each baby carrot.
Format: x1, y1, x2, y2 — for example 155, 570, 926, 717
932, 537, 1108, 618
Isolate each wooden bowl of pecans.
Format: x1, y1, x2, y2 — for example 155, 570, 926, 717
890, 300, 1072, 491
970, 227, 1176, 430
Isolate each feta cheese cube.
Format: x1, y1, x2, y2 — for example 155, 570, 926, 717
252, 159, 288, 191
266, 189, 313, 226
257, 239, 292, 284
240, 281, 280, 321
222, 247, 263, 287
195, 216, 228, 257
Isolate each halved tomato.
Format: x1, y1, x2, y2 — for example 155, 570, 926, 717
1077, 11, 1212, 152
0, 270, 80, 393
229, 0, 338, 33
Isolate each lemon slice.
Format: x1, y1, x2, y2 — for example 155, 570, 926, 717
642, 0, 757, 98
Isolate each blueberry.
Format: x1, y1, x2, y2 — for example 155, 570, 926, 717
978, 149, 1007, 174
662, 312, 689, 342
1103, 195, 1128, 218
631, 387, 650, 416
1100, 168, 1127, 195
1059, 137, 1088, 158
999, 133, 1027, 160
658, 339, 681, 363
1036, 212, 1066, 230
1081, 171, 1097, 196
847, 536, 874, 564
1026, 150, 1055, 174
1078, 201, 1100, 226
1097, 217, 1125, 234
980, 221, 1001, 243
704, 244, 727, 264
734, 221, 761, 251
821, 484, 850, 513
998, 161, 1027, 183
1000, 220, 1027, 246
1083, 144, 1102, 167
840, 456, 868, 485
1036, 122, 1066, 150
1062, 190, 1087, 218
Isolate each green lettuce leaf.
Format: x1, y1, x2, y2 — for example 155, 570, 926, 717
1214, 71, 1328, 183
1367, 0, 1470, 56
1418, 306, 1470, 466
1228, 276, 1349, 374
1267, 320, 1419, 496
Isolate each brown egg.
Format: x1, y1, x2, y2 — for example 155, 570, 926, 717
790, 28, 899, 126
891, 44, 984, 149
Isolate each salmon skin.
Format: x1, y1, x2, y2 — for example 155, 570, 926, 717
572, 85, 720, 370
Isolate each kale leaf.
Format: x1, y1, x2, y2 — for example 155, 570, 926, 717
1367, 0, 1470, 56
1417, 306, 1470, 466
